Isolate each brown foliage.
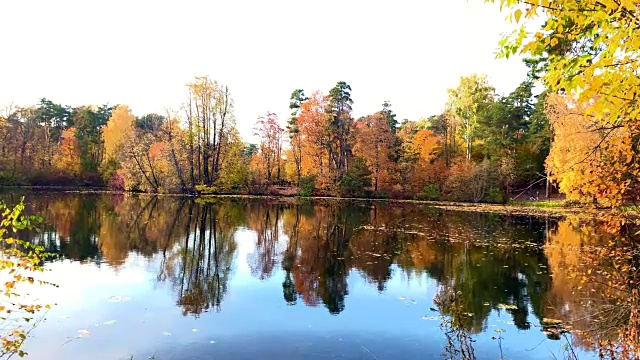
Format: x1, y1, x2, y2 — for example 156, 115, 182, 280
352, 112, 397, 192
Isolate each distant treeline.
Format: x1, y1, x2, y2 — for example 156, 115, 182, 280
1, 60, 556, 203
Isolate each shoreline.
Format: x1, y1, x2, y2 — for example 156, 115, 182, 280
1, 185, 629, 219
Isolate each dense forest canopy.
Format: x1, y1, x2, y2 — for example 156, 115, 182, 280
0, 0, 638, 209
0, 66, 554, 204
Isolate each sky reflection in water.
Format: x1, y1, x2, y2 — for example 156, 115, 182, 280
1, 192, 597, 360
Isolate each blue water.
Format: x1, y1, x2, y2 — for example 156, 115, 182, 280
1, 193, 595, 360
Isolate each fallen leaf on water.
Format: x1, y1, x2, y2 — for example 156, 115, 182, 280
106, 296, 131, 303
497, 303, 518, 310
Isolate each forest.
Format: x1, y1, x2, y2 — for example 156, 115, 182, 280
0, 65, 551, 204
1, 0, 639, 210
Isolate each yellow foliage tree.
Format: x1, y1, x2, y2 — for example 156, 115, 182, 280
546, 94, 638, 206
53, 128, 81, 176
491, 0, 640, 206
102, 105, 135, 161
0, 200, 55, 358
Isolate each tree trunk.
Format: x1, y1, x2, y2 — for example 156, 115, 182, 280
545, 170, 550, 199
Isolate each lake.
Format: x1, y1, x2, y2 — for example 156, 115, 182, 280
0, 191, 634, 359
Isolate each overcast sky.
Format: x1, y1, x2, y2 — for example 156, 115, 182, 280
1, 0, 526, 141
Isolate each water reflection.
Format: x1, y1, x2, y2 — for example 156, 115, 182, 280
2, 191, 637, 359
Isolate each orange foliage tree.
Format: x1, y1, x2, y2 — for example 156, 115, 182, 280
396, 123, 446, 196
297, 91, 332, 189
53, 128, 81, 176
352, 112, 396, 192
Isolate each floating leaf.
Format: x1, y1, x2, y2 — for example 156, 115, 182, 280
106, 295, 131, 303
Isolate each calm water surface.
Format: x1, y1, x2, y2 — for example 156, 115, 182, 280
0, 192, 610, 359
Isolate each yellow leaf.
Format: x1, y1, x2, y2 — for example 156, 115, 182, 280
514, 9, 523, 23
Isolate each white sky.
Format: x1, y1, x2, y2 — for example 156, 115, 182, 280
0, 0, 526, 142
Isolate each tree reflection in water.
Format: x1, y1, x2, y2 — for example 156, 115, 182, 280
165, 202, 238, 316
8, 192, 639, 359
434, 288, 477, 360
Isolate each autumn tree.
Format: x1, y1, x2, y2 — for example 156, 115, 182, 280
159, 111, 188, 192
53, 128, 82, 176
287, 89, 307, 185
428, 112, 459, 167
327, 82, 354, 182
381, 101, 398, 134
103, 105, 136, 162
297, 90, 332, 189
136, 113, 165, 132
217, 128, 252, 192
71, 104, 114, 173
119, 130, 161, 192
491, 0, 640, 206
184, 76, 234, 187
545, 94, 638, 206
0, 113, 8, 178
397, 121, 445, 196
33, 98, 70, 169
0, 200, 55, 358
254, 112, 284, 184
447, 74, 494, 161
353, 112, 396, 192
